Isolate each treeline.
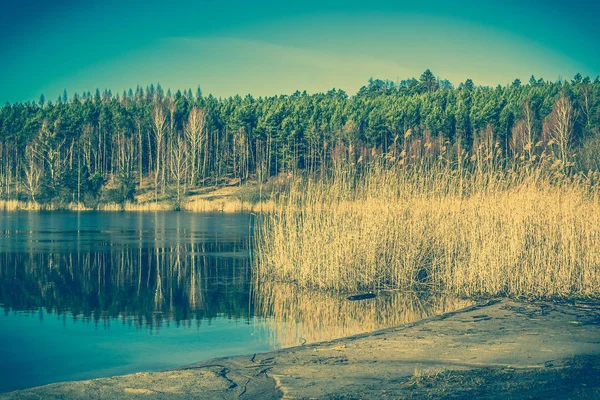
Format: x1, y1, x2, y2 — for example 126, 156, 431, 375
0, 70, 599, 207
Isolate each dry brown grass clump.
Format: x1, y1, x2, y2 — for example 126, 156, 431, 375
0, 200, 32, 211
0, 200, 93, 211
183, 197, 274, 213
255, 162, 600, 297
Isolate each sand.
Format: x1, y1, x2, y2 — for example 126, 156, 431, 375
3, 298, 599, 399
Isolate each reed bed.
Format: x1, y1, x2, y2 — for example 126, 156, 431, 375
0, 181, 278, 212
0, 200, 28, 211
255, 161, 600, 298
183, 197, 274, 213
0, 197, 273, 212
98, 201, 173, 211
0, 200, 52, 211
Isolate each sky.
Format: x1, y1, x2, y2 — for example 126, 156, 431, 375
1, 0, 599, 103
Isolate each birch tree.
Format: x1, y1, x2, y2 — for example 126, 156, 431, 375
546, 94, 576, 166
24, 144, 42, 203
152, 103, 167, 202
184, 107, 206, 186
169, 136, 188, 210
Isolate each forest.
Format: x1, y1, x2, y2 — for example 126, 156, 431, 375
0, 70, 599, 208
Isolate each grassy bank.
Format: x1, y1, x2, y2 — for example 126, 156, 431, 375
255, 160, 600, 298
0, 182, 276, 213
0, 200, 91, 211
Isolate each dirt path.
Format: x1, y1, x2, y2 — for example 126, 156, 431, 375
3, 299, 600, 399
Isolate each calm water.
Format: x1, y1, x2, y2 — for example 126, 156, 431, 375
0, 211, 471, 393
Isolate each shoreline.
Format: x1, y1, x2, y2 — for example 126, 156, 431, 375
3, 298, 599, 399
0, 182, 275, 213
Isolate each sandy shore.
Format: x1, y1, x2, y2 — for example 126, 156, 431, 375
2, 298, 599, 399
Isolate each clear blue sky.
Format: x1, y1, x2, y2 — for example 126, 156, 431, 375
1, 0, 599, 103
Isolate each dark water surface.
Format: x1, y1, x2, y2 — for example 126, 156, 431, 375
0, 211, 471, 393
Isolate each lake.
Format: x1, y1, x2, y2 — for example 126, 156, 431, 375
0, 211, 471, 393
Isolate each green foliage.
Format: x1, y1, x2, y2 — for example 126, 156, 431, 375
0, 72, 599, 208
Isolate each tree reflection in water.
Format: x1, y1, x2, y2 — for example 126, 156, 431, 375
0, 233, 254, 331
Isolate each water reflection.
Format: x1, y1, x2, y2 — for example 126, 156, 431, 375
0, 246, 254, 330
0, 212, 254, 331
0, 211, 472, 339
0, 212, 473, 392
255, 282, 473, 348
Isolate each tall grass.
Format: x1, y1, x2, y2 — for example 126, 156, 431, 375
255, 160, 600, 298
0, 191, 273, 212
0, 200, 94, 211
98, 201, 172, 211
183, 197, 274, 213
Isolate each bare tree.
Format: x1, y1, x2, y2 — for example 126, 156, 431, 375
80, 124, 94, 174
115, 134, 137, 202
23, 144, 42, 203
545, 94, 576, 166
169, 136, 188, 210
0, 142, 15, 201
33, 120, 66, 192
152, 103, 167, 202
522, 100, 536, 159
134, 116, 144, 188
232, 127, 249, 184
184, 107, 206, 186
165, 98, 176, 192
510, 120, 527, 157
0, 142, 5, 199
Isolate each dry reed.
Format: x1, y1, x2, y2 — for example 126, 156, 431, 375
255, 161, 600, 298
183, 197, 274, 213
0, 200, 94, 211
0, 200, 51, 211
0, 197, 273, 213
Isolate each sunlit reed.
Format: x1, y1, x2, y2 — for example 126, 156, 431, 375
255, 158, 600, 298
0, 197, 274, 212
183, 197, 274, 213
